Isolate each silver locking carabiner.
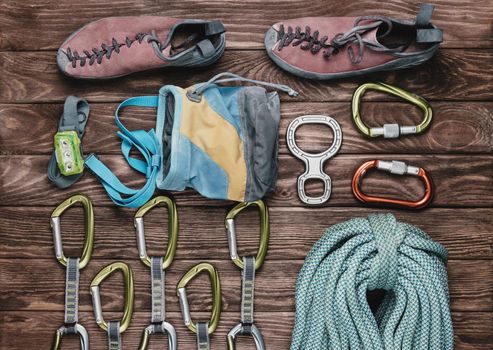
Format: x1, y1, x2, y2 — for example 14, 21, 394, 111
286, 115, 342, 205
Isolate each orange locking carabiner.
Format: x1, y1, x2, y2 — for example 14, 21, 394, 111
352, 160, 433, 209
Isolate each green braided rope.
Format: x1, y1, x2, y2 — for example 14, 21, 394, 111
291, 213, 453, 350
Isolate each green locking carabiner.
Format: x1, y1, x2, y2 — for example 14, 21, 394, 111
134, 196, 178, 269
177, 262, 222, 334
90, 261, 134, 333
352, 82, 433, 138
50, 194, 94, 269
225, 200, 269, 270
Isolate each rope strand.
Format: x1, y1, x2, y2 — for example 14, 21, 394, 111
290, 213, 453, 350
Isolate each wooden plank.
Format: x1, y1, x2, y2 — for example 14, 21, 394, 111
1, 154, 492, 207
2, 102, 492, 155
1, 0, 492, 50
0, 311, 491, 349
0, 49, 492, 103
0, 207, 491, 260
0, 0, 491, 347
0, 259, 491, 313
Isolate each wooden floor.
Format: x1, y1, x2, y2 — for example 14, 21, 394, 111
1, 1, 492, 349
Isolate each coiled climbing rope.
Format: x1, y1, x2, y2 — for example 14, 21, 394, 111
290, 213, 453, 350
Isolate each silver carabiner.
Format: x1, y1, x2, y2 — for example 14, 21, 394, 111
286, 115, 342, 205
53, 324, 89, 350
227, 323, 266, 350
139, 322, 177, 350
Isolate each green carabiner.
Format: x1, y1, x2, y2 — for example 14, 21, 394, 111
90, 261, 134, 333
352, 82, 433, 138
177, 262, 222, 334
134, 196, 178, 269
225, 200, 269, 270
50, 194, 94, 269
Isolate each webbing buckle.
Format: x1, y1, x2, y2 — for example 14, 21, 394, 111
54, 130, 85, 176
177, 262, 222, 335
225, 200, 270, 270
352, 83, 433, 138
352, 160, 433, 209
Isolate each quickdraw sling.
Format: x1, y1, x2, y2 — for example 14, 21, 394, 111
50, 195, 94, 350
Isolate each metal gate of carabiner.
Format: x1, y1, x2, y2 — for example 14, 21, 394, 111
225, 200, 269, 270
352, 82, 433, 138
177, 262, 221, 350
90, 262, 134, 350
50, 194, 94, 350
286, 115, 342, 205
352, 160, 433, 209
225, 200, 269, 350
134, 196, 178, 350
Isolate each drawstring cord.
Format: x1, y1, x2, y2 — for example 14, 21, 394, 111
187, 72, 299, 101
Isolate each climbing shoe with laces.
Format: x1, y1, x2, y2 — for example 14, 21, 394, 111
57, 17, 226, 79
264, 3, 442, 80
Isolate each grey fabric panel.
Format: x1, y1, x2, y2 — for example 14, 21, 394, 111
151, 256, 165, 323
162, 93, 175, 178
416, 28, 443, 43
241, 256, 256, 324
197, 322, 210, 350
205, 21, 226, 36
238, 87, 281, 201
64, 257, 80, 324
108, 321, 121, 350
197, 39, 215, 57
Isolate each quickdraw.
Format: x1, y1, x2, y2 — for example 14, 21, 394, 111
50, 194, 94, 350
134, 196, 179, 350
225, 200, 269, 350
90, 262, 135, 350
177, 263, 222, 350
352, 82, 433, 138
286, 115, 343, 205
352, 160, 433, 209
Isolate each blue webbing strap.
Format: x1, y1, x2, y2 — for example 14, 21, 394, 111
85, 96, 161, 208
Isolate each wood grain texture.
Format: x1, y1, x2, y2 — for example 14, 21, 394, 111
1, 0, 492, 50
1, 49, 493, 103
1, 154, 492, 207
1, 311, 492, 350
1, 0, 492, 348
1, 102, 492, 155
0, 258, 491, 313
0, 207, 491, 260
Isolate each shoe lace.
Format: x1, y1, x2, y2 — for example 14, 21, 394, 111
277, 16, 405, 64
65, 31, 165, 68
